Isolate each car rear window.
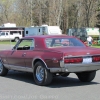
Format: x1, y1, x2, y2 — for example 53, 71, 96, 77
45, 38, 85, 48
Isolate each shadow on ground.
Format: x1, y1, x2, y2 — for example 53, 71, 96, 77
3, 70, 100, 88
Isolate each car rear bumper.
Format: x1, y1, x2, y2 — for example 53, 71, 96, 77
49, 62, 100, 73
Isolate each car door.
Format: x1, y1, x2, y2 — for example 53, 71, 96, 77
7, 39, 34, 71
23, 39, 35, 70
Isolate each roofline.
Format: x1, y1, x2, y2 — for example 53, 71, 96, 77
23, 35, 75, 39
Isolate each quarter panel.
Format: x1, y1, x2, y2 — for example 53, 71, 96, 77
32, 50, 63, 68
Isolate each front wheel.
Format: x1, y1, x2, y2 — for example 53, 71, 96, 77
0, 61, 8, 76
33, 61, 53, 86
76, 71, 96, 82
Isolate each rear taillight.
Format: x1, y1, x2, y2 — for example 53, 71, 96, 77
64, 57, 83, 63
92, 56, 100, 62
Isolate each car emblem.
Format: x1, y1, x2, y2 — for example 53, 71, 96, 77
52, 58, 58, 63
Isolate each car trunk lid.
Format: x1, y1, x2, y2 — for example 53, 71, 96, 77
49, 47, 100, 57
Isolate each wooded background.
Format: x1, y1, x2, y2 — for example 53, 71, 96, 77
0, 0, 100, 33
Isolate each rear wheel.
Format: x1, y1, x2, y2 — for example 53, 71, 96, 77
33, 61, 53, 86
76, 71, 96, 82
0, 61, 8, 76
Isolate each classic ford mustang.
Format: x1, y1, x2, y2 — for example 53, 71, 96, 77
0, 35, 100, 86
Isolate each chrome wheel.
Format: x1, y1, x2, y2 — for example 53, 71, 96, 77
34, 61, 53, 85
36, 66, 44, 82
0, 62, 3, 73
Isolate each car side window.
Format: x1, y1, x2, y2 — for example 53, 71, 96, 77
1, 33, 5, 36
46, 38, 85, 48
16, 39, 34, 50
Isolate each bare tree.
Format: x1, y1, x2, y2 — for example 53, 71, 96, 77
82, 0, 97, 27
0, 0, 99, 32
0, 0, 15, 24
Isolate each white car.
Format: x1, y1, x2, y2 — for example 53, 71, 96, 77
0, 32, 22, 42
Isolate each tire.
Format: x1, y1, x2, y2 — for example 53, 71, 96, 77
0, 60, 8, 76
33, 61, 53, 86
14, 37, 19, 42
11, 40, 14, 42
76, 71, 96, 82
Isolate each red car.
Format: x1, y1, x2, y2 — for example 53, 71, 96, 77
0, 35, 100, 86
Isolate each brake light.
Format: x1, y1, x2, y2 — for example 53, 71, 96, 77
64, 57, 83, 63
92, 56, 100, 62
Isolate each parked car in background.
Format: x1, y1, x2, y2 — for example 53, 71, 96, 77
0, 35, 100, 86
0, 23, 24, 42
0, 31, 22, 42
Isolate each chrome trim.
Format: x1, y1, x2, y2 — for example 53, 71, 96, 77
50, 68, 62, 73
13, 38, 35, 50
64, 62, 100, 72
4, 61, 100, 73
36, 65, 44, 82
50, 62, 100, 73
32, 57, 49, 69
64, 54, 100, 58
4, 64, 33, 73
60, 60, 64, 67
26, 67, 33, 72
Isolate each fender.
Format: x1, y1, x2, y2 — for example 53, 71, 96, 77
32, 57, 49, 70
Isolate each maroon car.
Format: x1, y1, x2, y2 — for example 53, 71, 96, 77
0, 35, 100, 86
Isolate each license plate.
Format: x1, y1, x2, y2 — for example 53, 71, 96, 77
82, 57, 92, 63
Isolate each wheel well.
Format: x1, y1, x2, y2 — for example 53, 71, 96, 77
15, 37, 19, 39
14, 37, 19, 42
33, 59, 43, 66
33, 59, 47, 69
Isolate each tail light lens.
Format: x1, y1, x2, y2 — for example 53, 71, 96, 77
92, 56, 100, 62
64, 57, 83, 63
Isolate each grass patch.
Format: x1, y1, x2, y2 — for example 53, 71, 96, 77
0, 41, 16, 45
91, 44, 100, 48
92, 45, 100, 48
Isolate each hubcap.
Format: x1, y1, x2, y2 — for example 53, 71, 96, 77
0, 62, 3, 73
36, 66, 44, 82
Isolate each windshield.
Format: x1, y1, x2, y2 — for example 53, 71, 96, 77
45, 38, 85, 48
